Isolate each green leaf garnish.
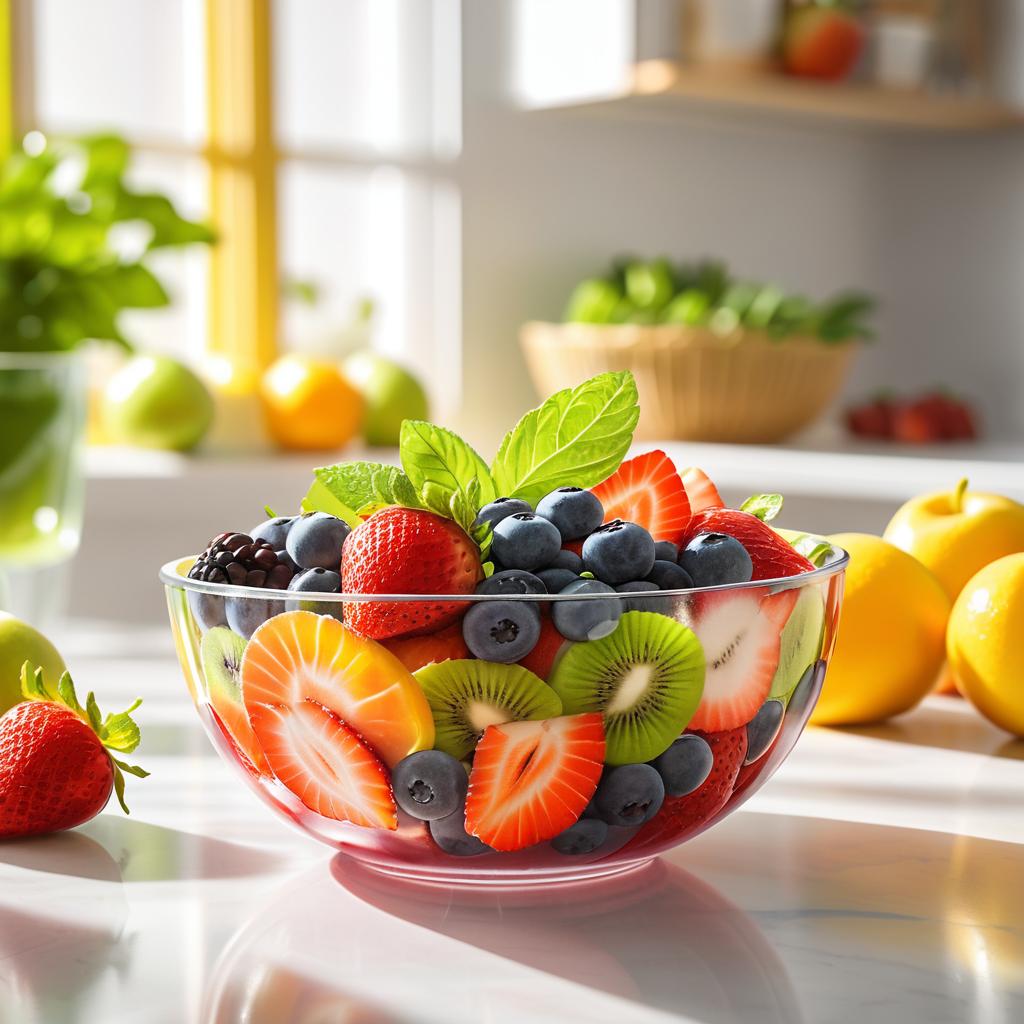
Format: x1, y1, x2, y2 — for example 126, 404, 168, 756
740, 493, 784, 523
19, 663, 148, 814
490, 371, 639, 505
786, 533, 835, 567
300, 478, 364, 528
263, 504, 277, 519
313, 462, 421, 520
400, 421, 496, 533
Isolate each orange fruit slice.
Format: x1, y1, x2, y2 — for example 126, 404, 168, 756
241, 611, 435, 767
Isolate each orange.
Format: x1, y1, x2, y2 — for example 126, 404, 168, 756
241, 611, 435, 766
259, 354, 364, 451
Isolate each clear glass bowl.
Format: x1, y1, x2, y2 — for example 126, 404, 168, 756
161, 541, 846, 887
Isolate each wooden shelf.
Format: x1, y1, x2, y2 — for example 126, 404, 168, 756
532, 62, 1024, 134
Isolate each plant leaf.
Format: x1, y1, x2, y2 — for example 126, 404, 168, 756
740, 493, 784, 523
300, 479, 363, 528
400, 421, 496, 532
491, 371, 639, 505
313, 462, 421, 519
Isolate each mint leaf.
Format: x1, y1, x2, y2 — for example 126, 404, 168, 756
315, 462, 421, 511
741, 493, 784, 522
491, 372, 639, 505
301, 480, 363, 527
400, 421, 496, 533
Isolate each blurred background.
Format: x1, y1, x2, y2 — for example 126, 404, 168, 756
1, 0, 1023, 628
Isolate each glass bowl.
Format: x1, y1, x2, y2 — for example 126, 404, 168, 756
161, 540, 846, 887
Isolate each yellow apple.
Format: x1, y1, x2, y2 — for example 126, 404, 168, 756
883, 479, 1024, 603
0, 612, 66, 715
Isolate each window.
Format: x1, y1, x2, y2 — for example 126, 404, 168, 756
10, 0, 461, 413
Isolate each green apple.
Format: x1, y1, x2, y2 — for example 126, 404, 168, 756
0, 612, 66, 714
343, 350, 428, 447
102, 354, 214, 452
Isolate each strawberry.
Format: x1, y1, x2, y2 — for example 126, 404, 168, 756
0, 666, 147, 839
686, 588, 797, 732
249, 698, 398, 830
517, 613, 568, 680
342, 506, 482, 640
891, 400, 941, 445
683, 508, 815, 581
562, 539, 584, 558
590, 450, 692, 546
731, 733, 781, 802
465, 713, 605, 852
623, 727, 747, 854
680, 466, 723, 513
382, 623, 469, 674
845, 399, 894, 439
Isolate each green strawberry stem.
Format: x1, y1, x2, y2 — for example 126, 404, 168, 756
20, 662, 149, 814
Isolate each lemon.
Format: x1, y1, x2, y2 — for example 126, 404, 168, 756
811, 533, 949, 726
947, 553, 1024, 737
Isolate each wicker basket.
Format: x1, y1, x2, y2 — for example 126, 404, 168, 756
520, 321, 858, 444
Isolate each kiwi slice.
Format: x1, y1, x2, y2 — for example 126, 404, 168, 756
414, 659, 562, 760
200, 626, 247, 705
549, 610, 705, 766
768, 588, 826, 704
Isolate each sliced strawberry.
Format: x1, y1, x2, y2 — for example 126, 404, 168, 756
680, 466, 724, 512
685, 589, 797, 732
590, 450, 691, 545
683, 508, 815, 581
517, 613, 568, 680
382, 623, 469, 674
623, 726, 747, 854
249, 698, 397, 830
465, 713, 605, 852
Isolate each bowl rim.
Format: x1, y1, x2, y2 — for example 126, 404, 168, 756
159, 537, 849, 604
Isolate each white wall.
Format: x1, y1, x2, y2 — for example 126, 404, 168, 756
454, 1, 1024, 452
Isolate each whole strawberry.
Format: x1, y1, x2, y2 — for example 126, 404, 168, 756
0, 665, 147, 839
342, 506, 481, 639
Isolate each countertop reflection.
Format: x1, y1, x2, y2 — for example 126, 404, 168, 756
0, 630, 1021, 1023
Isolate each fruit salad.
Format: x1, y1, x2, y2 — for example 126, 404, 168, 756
162, 371, 846, 883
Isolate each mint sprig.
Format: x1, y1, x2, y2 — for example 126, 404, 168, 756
740, 493, 784, 523
491, 371, 639, 505
314, 462, 422, 517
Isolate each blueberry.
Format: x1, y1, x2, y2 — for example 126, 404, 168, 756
491, 513, 562, 571
593, 764, 665, 827
549, 549, 583, 573
551, 579, 623, 642
392, 750, 468, 821
476, 569, 546, 597
654, 540, 679, 562
745, 700, 785, 764
429, 807, 491, 856
462, 600, 541, 662
646, 560, 694, 591
582, 520, 656, 585
225, 596, 283, 640
288, 567, 341, 593
285, 512, 350, 571
613, 580, 667, 614
473, 497, 533, 531
535, 487, 604, 541
537, 567, 580, 593
652, 734, 714, 797
188, 590, 227, 631
275, 548, 298, 573
678, 532, 753, 587
787, 660, 826, 722
551, 817, 608, 855
249, 516, 296, 550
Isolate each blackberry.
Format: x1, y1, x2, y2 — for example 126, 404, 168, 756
189, 532, 295, 590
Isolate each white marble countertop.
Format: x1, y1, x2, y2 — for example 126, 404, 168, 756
2, 626, 1022, 1024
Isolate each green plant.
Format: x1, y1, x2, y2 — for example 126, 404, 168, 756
0, 132, 214, 353
563, 257, 874, 344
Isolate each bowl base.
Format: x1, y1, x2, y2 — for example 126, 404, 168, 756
333, 849, 658, 890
